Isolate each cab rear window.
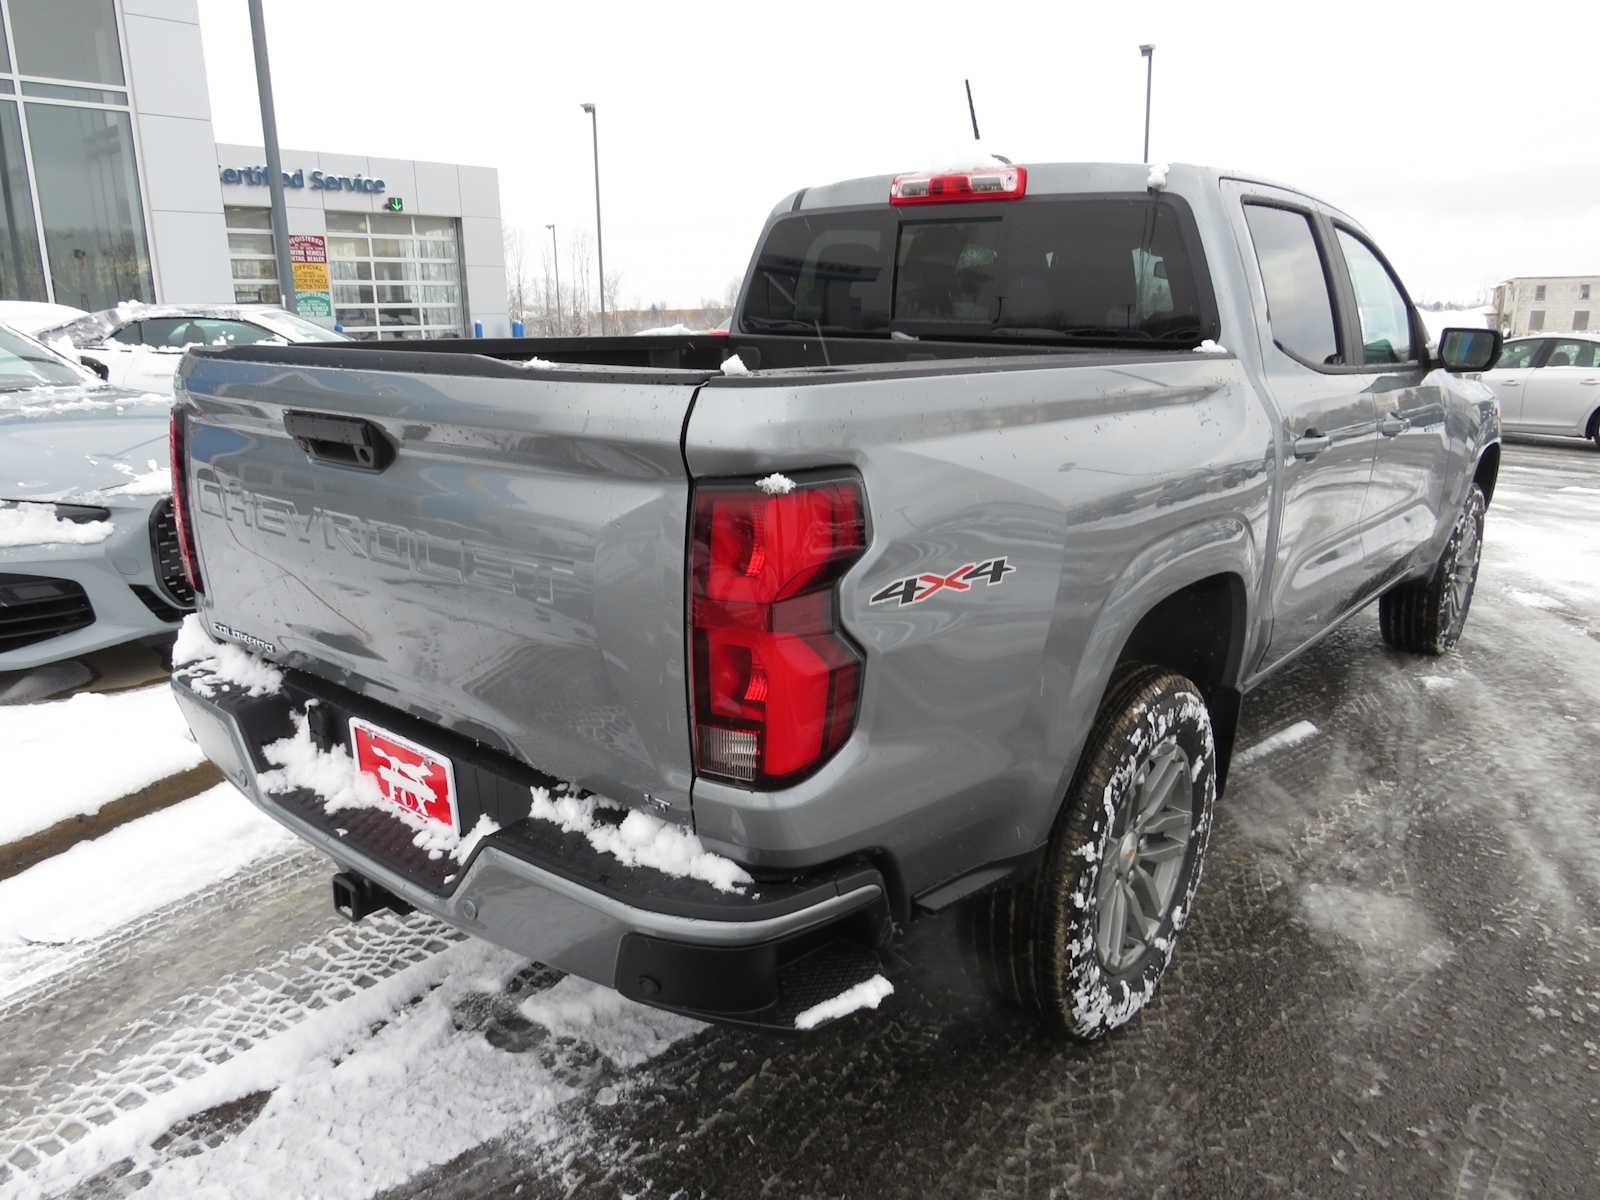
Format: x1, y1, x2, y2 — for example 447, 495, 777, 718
742, 195, 1216, 346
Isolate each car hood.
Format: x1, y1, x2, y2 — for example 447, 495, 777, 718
0, 382, 172, 501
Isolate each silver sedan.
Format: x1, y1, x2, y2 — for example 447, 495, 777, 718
1480, 333, 1600, 449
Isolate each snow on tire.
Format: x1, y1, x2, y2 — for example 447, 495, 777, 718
969, 666, 1216, 1040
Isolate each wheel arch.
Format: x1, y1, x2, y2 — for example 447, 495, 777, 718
1474, 440, 1502, 506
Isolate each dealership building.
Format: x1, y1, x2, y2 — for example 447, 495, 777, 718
0, 0, 509, 338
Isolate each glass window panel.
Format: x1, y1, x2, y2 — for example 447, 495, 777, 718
372, 261, 415, 281
377, 307, 422, 328
326, 235, 369, 257
369, 212, 411, 234
324, 211, 369, 234
0, 102, 47, 301
224, 205, 272, 231
417, 238, 457, 261
418, 262, 455, 282
26, 103, 152, 310
421, 284, 461, 305
330, 259, 372, 280
10, 0, 125, 85
424, 307, 461, 331
1241, 205, 1339, 366
375, 283, 420, 303
185, 318, 283, 347
0, 16, 8, 72
369, 237, 412, 258
21, 83, 127, 104
1335, 229, 1415, 366
234, 283, 281, 305
335, 306, 376, 327
230, 258, 276, 280
333, 284, 374, 303
412, 216, 454, 238
0, 82, 15, 95
227, 231, 275, 255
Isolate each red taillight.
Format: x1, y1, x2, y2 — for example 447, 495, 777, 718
169, 408, 204, 594
690, 476, 866, 787
890, 164, 1027, 206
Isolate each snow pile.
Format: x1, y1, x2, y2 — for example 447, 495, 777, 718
1193, 339, 1229, 355
520, 975, 704, 1066
1233, 720, 1318, 767
1416, 307, 1490, 341
1, 684, 206, 846
450, 813, 501, 864
1, 384, 169, 418
633, 323, 695, 336
528, 786, 753, 893
720, 353, 750, 375
258, 711, 454, 860
109, 458, 171, 496
0, 783, 293, 958
512, 356, 560, 369
45, 334, 83, 364
172, 614, 283, 698
0, 500, 113, 547
755, 471, 795, 495
1147, 162, 1169, 190
793, 974, 895, 1030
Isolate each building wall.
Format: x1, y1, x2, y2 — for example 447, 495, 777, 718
215, 144, 509, 337
1491, 276, 1599, 337
124, 0, 233, 304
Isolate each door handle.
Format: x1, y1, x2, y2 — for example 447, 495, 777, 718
1378, 413, 1411, 437
1580, 379, 1600, 386
1292, 430, 1332, 460
1501, 380, 1520, 386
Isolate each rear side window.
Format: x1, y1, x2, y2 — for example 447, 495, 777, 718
1242, 204, 1339, 366
1543, 340, 1599, 368
742, 196, 1214, 345
1335, 230, 1416, 366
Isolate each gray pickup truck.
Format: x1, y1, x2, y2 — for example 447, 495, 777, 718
169, 161, 1503, 1037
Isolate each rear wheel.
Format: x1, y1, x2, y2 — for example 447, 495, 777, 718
1588, 409, 1600, 450
1379, 483, 1486, 655
968, 666, 1216, 1039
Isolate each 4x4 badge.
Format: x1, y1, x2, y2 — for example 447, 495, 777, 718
869, 557, 1015, 607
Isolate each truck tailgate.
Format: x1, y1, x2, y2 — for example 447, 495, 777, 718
178, 351, 711, 822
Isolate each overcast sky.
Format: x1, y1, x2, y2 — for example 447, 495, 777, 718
198, 0, 1600, 311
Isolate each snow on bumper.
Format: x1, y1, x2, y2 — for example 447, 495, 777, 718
169, 666, 891, 1028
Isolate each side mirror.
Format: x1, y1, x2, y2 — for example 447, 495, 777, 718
1438, 327, 1501, 373
82, 356, 110, 381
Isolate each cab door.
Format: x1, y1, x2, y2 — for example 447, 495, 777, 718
1522, 337, 1600, 434
1226, 184, 1379, 668
1329, 225, 1449, 585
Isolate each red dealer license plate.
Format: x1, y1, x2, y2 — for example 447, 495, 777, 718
348, 717, 459, 835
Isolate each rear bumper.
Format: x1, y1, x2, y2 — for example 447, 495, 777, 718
171, 666, 889, 1028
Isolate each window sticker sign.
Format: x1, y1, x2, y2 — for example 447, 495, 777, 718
289, 235, 332, 316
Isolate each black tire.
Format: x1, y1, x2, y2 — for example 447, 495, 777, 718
968, 666, 1216, 1039
1378, 483, 1486, 656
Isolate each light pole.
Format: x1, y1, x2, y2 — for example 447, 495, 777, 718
248, 0, 295, 311
1139, 44, 1155, 163
580, 102, 606, 334
545, 222, 561, 336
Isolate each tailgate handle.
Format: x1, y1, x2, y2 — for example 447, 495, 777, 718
284, 411, 394, 472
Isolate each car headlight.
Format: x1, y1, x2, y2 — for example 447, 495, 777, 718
0, 500, 112, 524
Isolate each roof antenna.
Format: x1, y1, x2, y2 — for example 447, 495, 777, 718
964, 79, 981, 141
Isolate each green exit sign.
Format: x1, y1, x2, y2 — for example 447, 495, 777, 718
384, 196, 403, 213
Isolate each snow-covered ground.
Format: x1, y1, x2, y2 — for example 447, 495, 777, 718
1, 684, 204, 845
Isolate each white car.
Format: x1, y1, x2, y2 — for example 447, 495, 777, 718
0, 301, 89, 337
1481, 333, 1600, 449
43, 303, 346, 392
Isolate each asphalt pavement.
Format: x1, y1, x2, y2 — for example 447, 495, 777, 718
3, 439, 1597, 1199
